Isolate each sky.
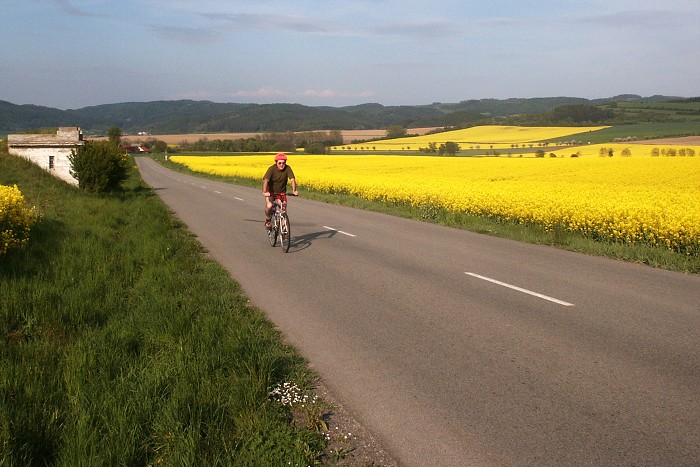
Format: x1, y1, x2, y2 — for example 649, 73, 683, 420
3, 0, 700, 110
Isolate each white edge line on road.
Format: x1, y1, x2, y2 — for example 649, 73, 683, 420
215, 190, 222, 194
323, 226, 357, 237
465, 272, 574, 307
234, 196, 243, 201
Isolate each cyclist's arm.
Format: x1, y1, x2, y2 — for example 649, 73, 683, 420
262, 178, 270, 196
290, 177, 298, 196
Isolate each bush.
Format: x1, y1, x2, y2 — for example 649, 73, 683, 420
69, 141, 129, 192
0, 184, 37, 256
147, 139, 168, 153
303, 142, 327, 154
438, 141, 460, 156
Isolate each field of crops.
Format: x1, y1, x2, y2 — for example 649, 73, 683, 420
170, 150, 700, 255
333, 125, 610, 150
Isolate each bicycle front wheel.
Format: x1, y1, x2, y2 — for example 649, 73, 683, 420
280, 213, 291, 252
268, 215, 278, 247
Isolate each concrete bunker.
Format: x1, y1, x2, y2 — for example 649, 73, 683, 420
7, 127, 86, 185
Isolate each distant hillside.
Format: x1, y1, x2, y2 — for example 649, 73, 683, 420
0, 94, 692, 136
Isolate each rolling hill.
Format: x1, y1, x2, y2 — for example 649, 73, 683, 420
0, 94, 696, 137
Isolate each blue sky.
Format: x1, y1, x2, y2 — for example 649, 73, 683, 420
4, 0, 700, 109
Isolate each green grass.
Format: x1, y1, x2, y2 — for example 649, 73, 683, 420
1, 154, 326, 465
572, 122, 700, 143
157, 153, 699, 274
3, 147, 696, 464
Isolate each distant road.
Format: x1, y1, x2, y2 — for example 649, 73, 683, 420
136, 158, 700, 466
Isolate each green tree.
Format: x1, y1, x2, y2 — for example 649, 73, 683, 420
147, 139, 168, 153
549, 104, 613, 124
386, 125, 407, 139
420, 142, 438, 154
69, 141, 129, 192
107, 126, 122, 146
439, 141, 460, 156
328, 130, 343, 146
304, 142, 327, 154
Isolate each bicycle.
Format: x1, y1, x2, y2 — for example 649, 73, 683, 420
267, 192, 295, 252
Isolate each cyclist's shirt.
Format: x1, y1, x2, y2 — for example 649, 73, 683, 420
264, 164, 295, 194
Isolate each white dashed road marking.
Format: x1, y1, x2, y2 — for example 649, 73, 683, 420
323, 226, 357, 237
466, 272, 574, 307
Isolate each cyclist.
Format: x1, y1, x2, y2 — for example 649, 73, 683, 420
263, 153, 298, 228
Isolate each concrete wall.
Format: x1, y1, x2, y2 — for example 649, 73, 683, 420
7, 127, 85, 186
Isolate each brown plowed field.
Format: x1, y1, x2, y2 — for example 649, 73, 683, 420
118, 127, 441, 145
631, 136, 700, 145
112, 132, 700, 147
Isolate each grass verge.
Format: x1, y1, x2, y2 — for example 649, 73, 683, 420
1, 154, 330, 465
157, 153, 699, 274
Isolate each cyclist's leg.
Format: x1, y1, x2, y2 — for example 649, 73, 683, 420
264, 196, 274, 228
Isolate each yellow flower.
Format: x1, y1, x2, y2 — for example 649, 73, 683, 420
0, 184, 38, 255
171, 146, 700, 255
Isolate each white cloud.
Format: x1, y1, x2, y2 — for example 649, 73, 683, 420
6, 0, 700, 109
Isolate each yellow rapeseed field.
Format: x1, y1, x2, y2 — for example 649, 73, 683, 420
171, 151, 700, 255
0, 184, 37, 255
549, 143, 697, 158
334, 125, 609, 150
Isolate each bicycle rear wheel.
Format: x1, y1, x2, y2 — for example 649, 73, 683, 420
280, 213, 291, 252
268, 214, 278, 247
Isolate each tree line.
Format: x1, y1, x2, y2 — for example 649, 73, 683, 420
141, 130, 344, 154
4, 95, 693, 136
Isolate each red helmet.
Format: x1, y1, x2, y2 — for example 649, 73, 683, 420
274, 153, 287, 161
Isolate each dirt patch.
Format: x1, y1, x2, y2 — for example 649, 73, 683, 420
118, 127, 441, 145
335, 127, 441, 144
119, 133, 261, 145
313, 380, 399, 466
631, 136, 700, 145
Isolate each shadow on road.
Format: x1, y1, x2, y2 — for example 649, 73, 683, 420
244, 220, 337, 253
288, 229, 337, 253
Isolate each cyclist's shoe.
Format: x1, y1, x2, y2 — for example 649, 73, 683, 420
264, 219, 271, 229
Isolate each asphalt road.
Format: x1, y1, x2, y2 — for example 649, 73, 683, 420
136, 158, 700, 466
